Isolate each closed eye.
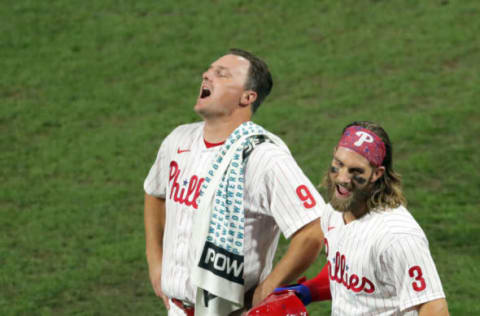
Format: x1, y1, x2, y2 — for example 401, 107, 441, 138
349, 167, 365, 174
215, 68, 230, 77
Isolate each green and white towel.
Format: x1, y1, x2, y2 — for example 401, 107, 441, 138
191, 121, 288, 315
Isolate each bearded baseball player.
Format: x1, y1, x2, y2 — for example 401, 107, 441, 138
272, 121, 449, 316
144, 49, 326, 316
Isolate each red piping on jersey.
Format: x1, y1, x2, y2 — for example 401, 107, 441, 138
204, 139, 225, 148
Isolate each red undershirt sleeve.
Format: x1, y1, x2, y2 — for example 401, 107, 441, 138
303, 262, 332, 302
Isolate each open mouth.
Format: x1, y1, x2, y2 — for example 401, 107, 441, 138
200, 87, 211, 99
336, 184, 351, 197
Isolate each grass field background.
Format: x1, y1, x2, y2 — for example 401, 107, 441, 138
1, 0, 479, 315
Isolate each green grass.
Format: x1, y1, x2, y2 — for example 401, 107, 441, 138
1, 0, 479, 315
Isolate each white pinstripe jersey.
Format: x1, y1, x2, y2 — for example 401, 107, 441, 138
320, 204, 445, 315
144, 122, 325, 303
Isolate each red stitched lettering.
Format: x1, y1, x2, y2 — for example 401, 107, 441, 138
328, 251, 376, 295
192, 178, 204, 209
362, 277, 375, 294
169, 161, 180, 201
349, 274, 360, 292
296, 185, 317, 209
409, 266, 426, 292
168, 160, 204, 210
184, 175, 198, 206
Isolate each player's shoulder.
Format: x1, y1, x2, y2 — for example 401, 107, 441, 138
251, 140, 290, 157
245, 141, 295, 180
246, 129, 292, 162
158, 121, 204, 153
370, 206, 436, 262
372, 205, 427, 243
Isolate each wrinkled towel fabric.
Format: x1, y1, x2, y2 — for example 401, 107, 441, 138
191, 121, 289, 315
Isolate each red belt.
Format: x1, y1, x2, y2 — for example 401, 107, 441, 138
171, 298, 195, 316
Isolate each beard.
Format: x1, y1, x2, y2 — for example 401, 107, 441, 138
326, 173, 373, 214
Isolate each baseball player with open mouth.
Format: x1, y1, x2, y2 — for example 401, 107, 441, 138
263, 121, 449, 316
144, 49, 327, 315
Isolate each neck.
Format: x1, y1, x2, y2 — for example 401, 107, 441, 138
343, 203, 369, 224
202, 113, 251, 143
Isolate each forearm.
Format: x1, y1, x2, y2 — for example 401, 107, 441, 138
418, 298, 449, 316
144, 193, 170, 305
260, 219, 323, 294
144, 193, 166, 265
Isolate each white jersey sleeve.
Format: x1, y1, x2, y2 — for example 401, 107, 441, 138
379, 235, 446, 311
246, 143, 326, 238
144, 136, 170, 198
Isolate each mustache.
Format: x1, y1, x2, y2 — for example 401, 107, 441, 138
326, 173, 372, 213
326, 176, 351, 195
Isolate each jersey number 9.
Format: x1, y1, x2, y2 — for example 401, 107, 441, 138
296, 185, 317, 209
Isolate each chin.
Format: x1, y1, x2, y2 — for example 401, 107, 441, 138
330, 196, 352, 213
327, 181, 351, 213
193, 104, 202, 114
194, 103, 209, 116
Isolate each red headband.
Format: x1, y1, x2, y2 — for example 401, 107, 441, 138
338, 126, 386, 167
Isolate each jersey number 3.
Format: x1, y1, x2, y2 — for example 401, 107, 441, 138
296, 185, 316, 209
408, 266, 426, 292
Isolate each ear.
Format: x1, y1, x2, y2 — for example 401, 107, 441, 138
371, 166, 385, 183
239, 90, 257, 107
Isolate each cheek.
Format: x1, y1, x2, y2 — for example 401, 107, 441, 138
328, 171, 337, 183
217, 86, 243, 101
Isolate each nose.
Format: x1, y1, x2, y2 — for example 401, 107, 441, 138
202, 68, 211, 81
336, 167, 352, 184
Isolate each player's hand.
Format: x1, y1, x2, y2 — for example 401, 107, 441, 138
148, 263, 170, 309
274, 284, 312, 305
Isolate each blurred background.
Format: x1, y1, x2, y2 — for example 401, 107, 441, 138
1, 0, 479, 314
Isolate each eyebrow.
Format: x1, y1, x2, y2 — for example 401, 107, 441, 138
333, 156, 365, 173
333, 157, 344, 166
209, 65, 231, 73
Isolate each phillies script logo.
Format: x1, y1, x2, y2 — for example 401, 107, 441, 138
169, 161, 204, 209
325, 239, 375, 294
